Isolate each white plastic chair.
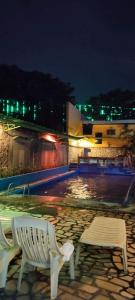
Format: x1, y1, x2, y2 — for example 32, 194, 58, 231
12, 216, 75, 300
0, 222, 19, 288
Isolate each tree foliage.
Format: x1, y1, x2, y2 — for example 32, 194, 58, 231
0, 64, 74, 103
88, 89, 135, 107
0, 64, 75, 131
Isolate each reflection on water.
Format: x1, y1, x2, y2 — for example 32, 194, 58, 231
65, 177, 97, 200
31, 174, 132, 204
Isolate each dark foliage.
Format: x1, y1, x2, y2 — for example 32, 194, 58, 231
88, 89, 135, 107
0, 64, 75, 131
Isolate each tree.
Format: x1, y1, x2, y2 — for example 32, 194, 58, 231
120, 127, 135, 153
0, 64, 75, 131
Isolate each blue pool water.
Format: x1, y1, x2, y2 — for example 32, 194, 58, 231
30, 174, 132, 204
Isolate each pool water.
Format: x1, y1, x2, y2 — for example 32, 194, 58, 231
30, 174, 132, 204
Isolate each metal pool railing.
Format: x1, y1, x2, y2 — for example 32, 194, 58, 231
123, 176, 135, 205
7, 183, 30, 196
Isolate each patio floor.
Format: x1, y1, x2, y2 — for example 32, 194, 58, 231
1, 204, 135, 300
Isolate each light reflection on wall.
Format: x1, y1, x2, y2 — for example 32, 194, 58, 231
69, 138, 92, 148
42, 134, 57, 143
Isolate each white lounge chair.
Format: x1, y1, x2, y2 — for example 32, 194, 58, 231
12, 216, 75, 300
0, 222, 19, 288
75, 216, 127, 273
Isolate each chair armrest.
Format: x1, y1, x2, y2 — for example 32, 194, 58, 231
59, 240, 74, 262
0, 222, 13, 248
0, 233, 13, 248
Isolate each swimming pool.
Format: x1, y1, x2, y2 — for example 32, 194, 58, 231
30, 174, 132, 205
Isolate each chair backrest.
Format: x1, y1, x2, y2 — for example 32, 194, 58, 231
12, 216, 61, 264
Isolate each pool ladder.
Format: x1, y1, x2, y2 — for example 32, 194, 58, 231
7, 182, 30, 196
123, 176, 135, 205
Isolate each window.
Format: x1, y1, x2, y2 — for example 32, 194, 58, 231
95, 132, 102, 138
95, 132, 102, 144
107, 129, 116, 136
83, 124, 93, 135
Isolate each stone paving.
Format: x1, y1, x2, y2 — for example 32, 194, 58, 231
1, 206, 135, 300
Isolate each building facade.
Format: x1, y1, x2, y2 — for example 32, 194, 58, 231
0, 116, 68, 177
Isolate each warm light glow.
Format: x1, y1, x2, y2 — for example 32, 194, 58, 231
78, 139, 91, 147
43, 134, 57, 143
0, 125, 3, 135
70, 139, 78, 146
69, 138, 92, 148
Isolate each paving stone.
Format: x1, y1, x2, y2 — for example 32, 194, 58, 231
113, 256, 122, 263
119, 275, 133, 282
127, 252, 134, 258
113, 251, 121, 256
27, 272, 39, 283
96, 276, 109, 281
57, 230, 64, 234
70, 281, 83, 288
110, 278, 129, 288
95, 279, 122, 293
91, 295, 109, 300
31, 282, 48, 294
80, 276, 93, 284
89, 269, 107, 276
128, 257, 135, 262
120, 291, 134, 299
18, 281, 29, 294
74, 270, 81, 276
114, 262, 123, 270
59, 293, 83, 300
16, 296, 30, 300
59, 285, 74, 294
128, 247, 135, 254
128, 266, 135, 273
108, 268, 118, 274
126, 288, 135, 295
77, 290, 93, 299
77, 283, 99, 294
110, 292, 128, 300
5, 279, 17, 295
104, 263, 114, 268
127, 262, 135, 266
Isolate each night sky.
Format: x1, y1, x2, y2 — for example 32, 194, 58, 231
0, 0, 135, 102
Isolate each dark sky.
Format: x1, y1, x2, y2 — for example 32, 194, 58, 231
0, 0, 135, 102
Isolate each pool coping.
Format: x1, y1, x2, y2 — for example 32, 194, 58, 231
0, 194, 135, 214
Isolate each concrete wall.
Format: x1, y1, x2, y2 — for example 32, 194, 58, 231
68, 145, 83, 163
90, 147, 125, 158
0, 125, 68, 177
69, 146, 125, 163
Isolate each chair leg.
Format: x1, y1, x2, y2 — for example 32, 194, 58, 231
50, 268, 59, 300
17, 258, 25, 291
0, 257, 10, 288
122, 246, 128, 274
50, 256, 64, 300
75, 243, 81, 265
69, 253, 75, 279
